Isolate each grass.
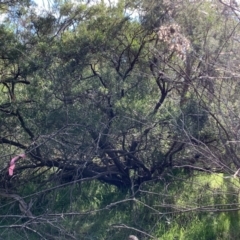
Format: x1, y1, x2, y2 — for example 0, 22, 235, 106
1, 173, 240, 239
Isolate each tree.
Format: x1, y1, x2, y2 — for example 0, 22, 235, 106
1, 0, 240, 239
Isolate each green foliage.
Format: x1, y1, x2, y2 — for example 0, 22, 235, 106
1, 0, 240, 239
176, 98, 209, 138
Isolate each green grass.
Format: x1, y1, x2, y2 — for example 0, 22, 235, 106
2, 173, 240, 239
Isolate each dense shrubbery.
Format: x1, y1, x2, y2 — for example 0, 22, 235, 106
1, 0, 240, 239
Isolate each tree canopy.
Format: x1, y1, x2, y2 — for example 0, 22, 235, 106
1, 0, 240, 239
